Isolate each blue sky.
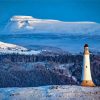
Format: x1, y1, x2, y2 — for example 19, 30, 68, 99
0, 0, 100, 28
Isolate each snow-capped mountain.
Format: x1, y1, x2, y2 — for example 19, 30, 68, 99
3, 16, 100, 35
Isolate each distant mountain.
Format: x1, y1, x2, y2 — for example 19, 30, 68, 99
2, 16, 100, 35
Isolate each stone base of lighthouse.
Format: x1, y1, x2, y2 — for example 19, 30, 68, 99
81, 80, 95, 87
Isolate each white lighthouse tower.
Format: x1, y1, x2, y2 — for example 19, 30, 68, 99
81, 44, 95, 87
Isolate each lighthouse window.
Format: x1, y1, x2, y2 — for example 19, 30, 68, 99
86, 66, 87, 68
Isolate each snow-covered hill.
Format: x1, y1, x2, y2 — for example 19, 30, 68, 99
0, 85, 99, 100
0, 41, 27, 51
0, 41, 41, 55
3, 16, 100, 35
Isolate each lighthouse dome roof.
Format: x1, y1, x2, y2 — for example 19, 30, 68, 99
84, 44, 88, 47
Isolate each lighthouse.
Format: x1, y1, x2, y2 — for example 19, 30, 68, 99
81, 44, 95, 87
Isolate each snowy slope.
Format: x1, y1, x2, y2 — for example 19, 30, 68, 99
3, 16, 100, 35
0, 41, 27, 51
0, 85, 99, 100
0, 41, 41, 55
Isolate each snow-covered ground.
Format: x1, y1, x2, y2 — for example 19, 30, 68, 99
0, 85, 99, 100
